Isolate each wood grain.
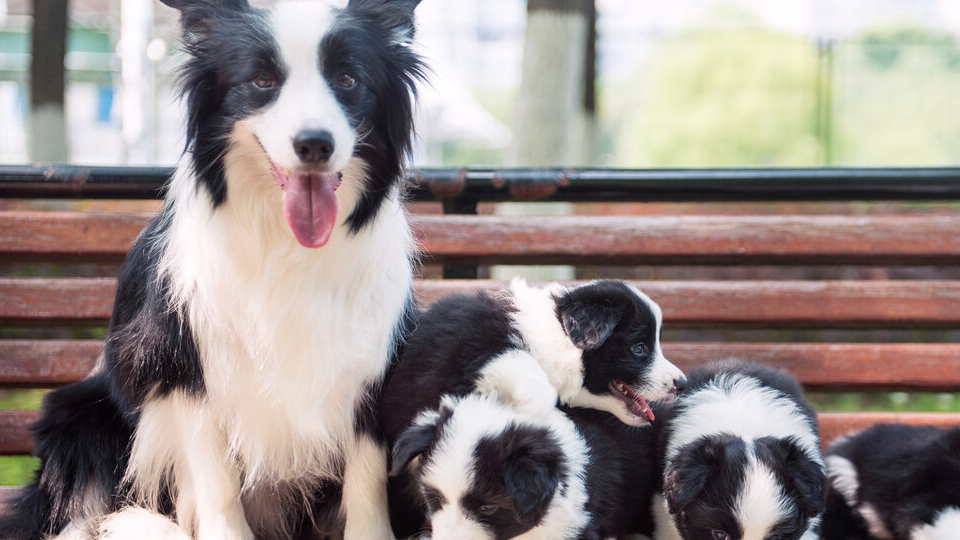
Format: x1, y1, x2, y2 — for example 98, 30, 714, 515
2, 340, 958, 390
6, 212, 960, 265
5, 278, 960, 328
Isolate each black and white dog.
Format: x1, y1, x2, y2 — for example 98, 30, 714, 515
381, 278, 684, 537
654, 360, 826, 540
382, 278, 687, 436
821, 424, 960, 540
1, 1, 424, 539
390, 394, 662, 540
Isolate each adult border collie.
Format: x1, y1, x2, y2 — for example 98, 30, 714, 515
821, 424, 960, 540
0, 1, 423, 539
654, 360, 826, 540
389, 395, 662, 540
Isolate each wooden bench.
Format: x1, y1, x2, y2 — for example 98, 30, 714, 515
3, 165, 960, 506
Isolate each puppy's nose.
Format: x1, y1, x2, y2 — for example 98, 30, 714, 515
293, 130, 335, 163
673, 376, 688, 394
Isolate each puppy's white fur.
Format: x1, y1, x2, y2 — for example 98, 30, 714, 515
506, 279, 684, 426
419, 396, 590, 540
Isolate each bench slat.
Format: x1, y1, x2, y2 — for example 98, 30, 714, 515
1, 340, 958, 390
5, 278, 960, 328
1, 410, 958, 456
0, 340, 101, 385
6, 212, 960, 265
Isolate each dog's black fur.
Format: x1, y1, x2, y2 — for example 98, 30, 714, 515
0, 1, 424, 538
821, 424, 960, 540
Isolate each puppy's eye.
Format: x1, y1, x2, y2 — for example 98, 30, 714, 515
337, 72, 356, 88
251, 73, 276, 89
711, 530, 729, 540
631, 343, 647, 356
478, 504, 498, 515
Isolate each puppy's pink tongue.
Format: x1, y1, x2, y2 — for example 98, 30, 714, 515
282, 173, 340, 248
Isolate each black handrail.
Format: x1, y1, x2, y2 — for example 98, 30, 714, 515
2, 164, 960, 202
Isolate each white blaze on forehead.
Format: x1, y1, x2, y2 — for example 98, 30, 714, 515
430, 506, 494, 540
665, 374, 821, 465
736, 460, 791, 540
245, 1, 355, 173
421, 397, 518, 510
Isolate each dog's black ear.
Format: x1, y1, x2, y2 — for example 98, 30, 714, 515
348, 0, 421, 44
497, 428, 566, 527
664, 436, 731, 515
762, 438, 826, 519
389, 411, 440, 477
160, 0, 249, 38
501, 455, 562, 527
556, 283, 629, 351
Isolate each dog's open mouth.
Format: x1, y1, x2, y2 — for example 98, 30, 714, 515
609, 380, 655, 422
269, 161, 343, 249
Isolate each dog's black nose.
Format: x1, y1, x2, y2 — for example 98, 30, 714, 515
673, 376, 687, 394
293, 130, 335, 163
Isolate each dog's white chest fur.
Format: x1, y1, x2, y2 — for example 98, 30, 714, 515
156, 165, 413, 486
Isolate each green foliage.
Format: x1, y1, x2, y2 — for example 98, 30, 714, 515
613, 29, 821, 167
609, 14, 960, 167
0, 457, 39, 487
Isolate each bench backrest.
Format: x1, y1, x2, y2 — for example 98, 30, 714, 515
3, 166, 960, 459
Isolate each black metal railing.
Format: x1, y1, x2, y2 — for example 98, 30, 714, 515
3, 164, 960, 203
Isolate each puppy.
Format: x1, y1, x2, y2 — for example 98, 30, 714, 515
654, 360, 826, 540
390, 394, 662, 540
383, 278, 687, 438
821, 424, 960, 540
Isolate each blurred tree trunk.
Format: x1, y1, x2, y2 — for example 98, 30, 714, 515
29, 0, 69, 162
508, 0, 594, 166
497, 0, 596, 282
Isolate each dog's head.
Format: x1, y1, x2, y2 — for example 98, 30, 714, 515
161, 0, 424, 246
555, 280, 687, 426
390, 395, 573, 540
663, 434, 826, 540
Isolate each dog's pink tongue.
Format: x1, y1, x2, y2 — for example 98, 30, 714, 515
282, 173, 339, 248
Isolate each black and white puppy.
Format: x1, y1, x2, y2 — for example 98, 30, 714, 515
383, 278, 687, 437
821, 424, 960, 540
1, 1, 423, 539
654, 360, 826, 540
390, 394, 662, 540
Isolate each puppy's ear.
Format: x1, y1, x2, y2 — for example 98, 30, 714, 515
767, 438, 826, 519
501, 455, 562, 527
664, 437, 729, 515
556, 285, 626, 350
390, 411, 440, 477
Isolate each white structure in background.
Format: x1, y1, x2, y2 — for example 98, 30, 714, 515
120, 0, 155, 163
410, 53, 511, 166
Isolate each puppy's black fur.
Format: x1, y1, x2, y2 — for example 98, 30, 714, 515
821, 424, 960, 540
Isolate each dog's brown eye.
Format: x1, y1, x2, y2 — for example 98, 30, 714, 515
252, 73, 276, 89
711, 530, 729, 540
337, 72, 356, 88
478, 504, 498, 515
